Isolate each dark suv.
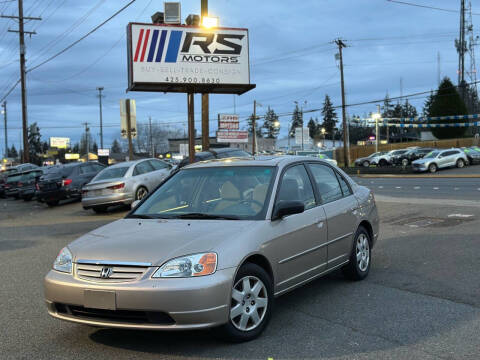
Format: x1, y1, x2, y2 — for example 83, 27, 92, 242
0, 163, 39, 198
37, 162, 105, 206
177, 148, 251, 168
394, 147, 436, 166
18, 168, 54, 201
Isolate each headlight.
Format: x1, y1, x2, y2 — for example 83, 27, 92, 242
152, 253, 217, 278
53, 247, 72, 273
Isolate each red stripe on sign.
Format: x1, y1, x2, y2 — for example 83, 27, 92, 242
140, 29, 150, 62
133, 29, 144, 62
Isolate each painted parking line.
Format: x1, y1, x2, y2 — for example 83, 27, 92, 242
448, 214, 474, 218
395, 186, 402, 189
378, 186, 384, 189
433, 187, 439, 190
414, 186, 421, 189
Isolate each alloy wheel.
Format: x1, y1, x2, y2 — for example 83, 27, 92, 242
230, 276, 268, 332
356, 234, 370, 272
136, 187, 148, 200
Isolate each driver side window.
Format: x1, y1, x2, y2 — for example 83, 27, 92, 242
276, 165, 316, 210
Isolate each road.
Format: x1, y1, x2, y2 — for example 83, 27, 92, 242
1, 192, 480, 359
354, 177, 480, 200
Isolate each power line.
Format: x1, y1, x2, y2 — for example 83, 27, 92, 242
386, 0, 480, 15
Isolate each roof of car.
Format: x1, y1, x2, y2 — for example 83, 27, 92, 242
181, 155, 334, 169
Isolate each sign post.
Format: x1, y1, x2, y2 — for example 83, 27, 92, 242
126, 99, 133, 160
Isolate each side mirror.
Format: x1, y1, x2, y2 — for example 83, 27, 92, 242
272, 200, 305, 221
131, 200, 141, 209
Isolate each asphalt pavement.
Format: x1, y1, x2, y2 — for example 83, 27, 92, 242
1, 192, 480, 359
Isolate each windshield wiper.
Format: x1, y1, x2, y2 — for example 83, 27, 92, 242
127, 214, 157, 219
174, 213, 240, 220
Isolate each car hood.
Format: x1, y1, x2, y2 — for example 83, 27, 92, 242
355, 156, 370, 162
68, 218, 257, 266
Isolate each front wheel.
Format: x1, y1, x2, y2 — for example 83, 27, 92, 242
362, 161, 370, 167
456, 159, 465, 168
216, 263, 273, 342
343, 227, 371, 281
428, 163, 437, 173
401, 158, 409, 166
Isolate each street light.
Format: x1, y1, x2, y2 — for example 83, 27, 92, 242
202, 16, 218, 28
371, 107, 381, 152
321, 127, 326, 148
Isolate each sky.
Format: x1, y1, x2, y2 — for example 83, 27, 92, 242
0, 0, 475, 156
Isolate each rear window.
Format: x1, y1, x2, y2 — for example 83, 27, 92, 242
7, 174, 21, 182
42, 165, 76, 179
94, 167, 129, 181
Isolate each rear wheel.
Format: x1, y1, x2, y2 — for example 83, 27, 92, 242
343, 226, 371, 281
216, 263, 273, 342
428, 163, 437, 173
379, 159, 388, 167
135, 186, 148, 201
456, 159, 465, 168
46, 200, 59, 207
362, 161, 370, 167
401, 158, 409, 166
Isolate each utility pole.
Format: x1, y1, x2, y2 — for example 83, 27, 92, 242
335, 39, 350, 167
96, 87, 104, 149
2, 1, 41, 163
83, 122, 90, 161
201, 0, 209, 151
126, 100, 134, 160
437, 52, 441, 85
456, 0, 467, 98
252, 100, 257, 155
376, 104, 380, 153
187, 93, 195, 163
149, 116, 153, 157
2, 101, 6, 159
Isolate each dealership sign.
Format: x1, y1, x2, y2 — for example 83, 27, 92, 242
218, 114, 239, 130
127, 23, 255, 94
50, 137, 70, 149
217, 130, 248, 143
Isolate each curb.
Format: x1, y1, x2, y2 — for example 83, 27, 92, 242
354, 174, 480, 179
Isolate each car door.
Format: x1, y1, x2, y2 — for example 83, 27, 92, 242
437, 151, 451, 168
148, 159, 172, 187
308, 163, 358, 269
268, 163, 328, 294
132, 160, 155, 190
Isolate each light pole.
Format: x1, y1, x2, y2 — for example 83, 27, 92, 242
372, 105, 381, 153
96, 87, 104, 149
1, 101, 6, 158
294, 100, 307, 150
321, 127, 326, 148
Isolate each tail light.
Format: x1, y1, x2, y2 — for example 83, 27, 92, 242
107, 183, 125, 190
62, 179, 73, 187
35, 183, 40, 191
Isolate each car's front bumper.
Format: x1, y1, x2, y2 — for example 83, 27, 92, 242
412, 163, 427, 172
81, 192, 134, 209
44, 266, 235, 330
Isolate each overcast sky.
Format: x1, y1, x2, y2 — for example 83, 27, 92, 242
0, 0, 474, 154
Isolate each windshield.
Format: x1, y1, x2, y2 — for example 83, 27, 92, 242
423, 151, 439, 159
94, 166, 129, 181
131, 166, 276, 220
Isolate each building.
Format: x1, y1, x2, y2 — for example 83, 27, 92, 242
167, 136, 276, 154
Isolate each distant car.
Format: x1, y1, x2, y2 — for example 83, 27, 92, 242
0, 163, 39, 198
37, 162, 105, 207
354, 152, 388, 167
307, 153, 338, 166
82, 158, 174, 213
386, 149, 409, 165
18, 167, 58, 201
4, 172, 24, 198
462, 147, 480, 165
395, 148, 436, 166
177, 148, 251, 168
412, 148, 468, 173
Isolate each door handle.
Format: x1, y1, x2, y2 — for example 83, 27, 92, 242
317, 221, 324, 228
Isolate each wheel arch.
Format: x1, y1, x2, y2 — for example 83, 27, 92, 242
238, 253, 274, 285
358, 220, 374, 248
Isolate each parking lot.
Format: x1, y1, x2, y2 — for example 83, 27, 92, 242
1, 184, 479, 360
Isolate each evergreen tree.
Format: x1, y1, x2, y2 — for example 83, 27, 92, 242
320, 95, 337, 140
72, 142, 80, 153
429, 77, 467, 139
422, 91, 435, 117
8, 144, 17, 158
402, 100, 417, 118
289, 104, 303, 137
27, 123, 43, 165
307, 117, 318, 139
92, 142, 98, 154
111, 139, 122, 153
262, 106, 280, 139
382, 93, 395, 118
80, 131, 94, 155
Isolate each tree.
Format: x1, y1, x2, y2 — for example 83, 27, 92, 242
8, 144, 17, 158
111, 139, 122, 153
429, 77, 468, 139
247, 114, 263, 138
72, 142, 79, 153
320, 95, 337, 140
27, 122, 43, 165
422, 91, 435, 117
382, 93, 395, 118
92, 142, 98, 154
307, 117, 318, 139
80, 130, 94, 155
263, 106, 280, 139
289, 103, 303, 137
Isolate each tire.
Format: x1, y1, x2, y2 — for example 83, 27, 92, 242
401, 158, 409, 166
215, 263, 273, 342
46, 200, 59, 207
92, 206, 108, 214
362, 161, 370, 167
379, 159, 387, 167
456, 159, 465, 168
428, 163, 437, 173
343, 226, 371, 281
135, 186, 148, 201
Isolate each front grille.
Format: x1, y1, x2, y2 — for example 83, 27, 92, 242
75, 263, 148, 282
54, 303, 175, 325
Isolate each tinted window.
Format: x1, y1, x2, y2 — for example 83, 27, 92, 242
133, 161, 154, 176
308, 164, 343, 203
277, 165, 316, 210
79, 165, 91, 174
150, 159, 170, 170
94, 166, 129, 181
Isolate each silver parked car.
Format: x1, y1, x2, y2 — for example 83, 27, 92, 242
82, 158, 173, 213
412, 148, 468, 173
45, 156, 379, 341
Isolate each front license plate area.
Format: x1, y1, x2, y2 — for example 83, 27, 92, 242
84, 290, 116, 310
